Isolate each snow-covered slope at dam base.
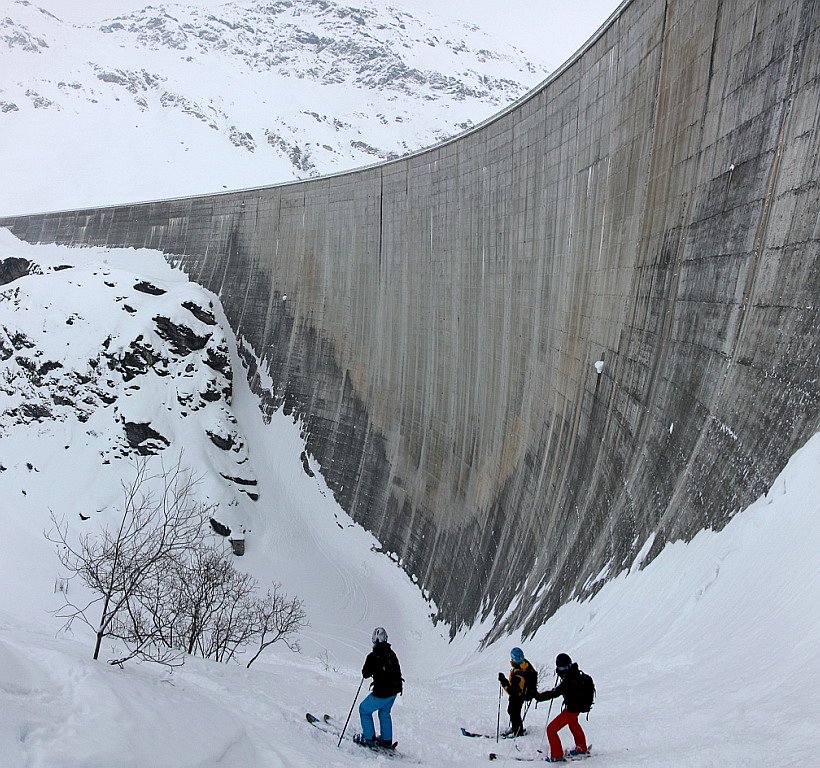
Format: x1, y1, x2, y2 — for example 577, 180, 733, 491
0, 233, 818, 767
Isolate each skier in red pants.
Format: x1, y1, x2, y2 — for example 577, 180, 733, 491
534, 653, 591, 763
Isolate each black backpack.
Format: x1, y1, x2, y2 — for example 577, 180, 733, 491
574, 671, 596, 712
379, 649, 403, 695
522, 663, 538, 701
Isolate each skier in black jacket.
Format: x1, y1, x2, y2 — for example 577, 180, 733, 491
534, 653, 590, 762
355, 627, 403, 749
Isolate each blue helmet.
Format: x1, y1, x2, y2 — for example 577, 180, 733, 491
510, 647, 525, 664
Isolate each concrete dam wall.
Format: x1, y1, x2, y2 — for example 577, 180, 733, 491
3, 0, 819, 641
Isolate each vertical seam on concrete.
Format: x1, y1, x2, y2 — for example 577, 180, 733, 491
699, 0, 723, 133
378, 168, 384, 274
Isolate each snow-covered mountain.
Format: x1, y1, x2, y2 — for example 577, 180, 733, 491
0, 0, 549, 213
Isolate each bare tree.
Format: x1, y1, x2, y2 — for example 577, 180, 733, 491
47, 456, 209, 661
161, 546, 257, 662
246, 584, 307, 668
48, 455, 308, 668
151, 549, 307, 666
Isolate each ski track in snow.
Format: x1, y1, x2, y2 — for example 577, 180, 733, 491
0, 231, 818, 767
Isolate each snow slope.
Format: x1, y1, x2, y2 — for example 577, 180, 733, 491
1, 228, 818, 767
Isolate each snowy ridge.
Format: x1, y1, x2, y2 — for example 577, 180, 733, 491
0, 0, 549, 213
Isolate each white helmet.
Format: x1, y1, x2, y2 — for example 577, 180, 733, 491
372, 627, 388, 644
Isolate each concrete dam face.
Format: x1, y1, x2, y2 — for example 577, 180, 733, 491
2, 0, 818, 641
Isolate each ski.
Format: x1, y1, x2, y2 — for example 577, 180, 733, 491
307, 712, 409, 760
463, 726, 527, 739
306, 712, 340, 735
562, 746, 592, 762
489, 746, 592, 762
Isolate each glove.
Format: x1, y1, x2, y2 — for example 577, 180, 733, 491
498, 672, 506, 684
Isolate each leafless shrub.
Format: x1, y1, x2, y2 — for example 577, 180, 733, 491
246, 583, 306, 668
47, 456, 307, 667
47, 456, 208, 662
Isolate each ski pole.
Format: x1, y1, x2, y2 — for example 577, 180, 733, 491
496, 683, 502, 743
539, 673, 558, 754
338, 677, 365, 747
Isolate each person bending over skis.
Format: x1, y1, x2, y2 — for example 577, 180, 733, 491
497, 646, 536, 738
534, 653, 591, 762
355, 627, 403, 749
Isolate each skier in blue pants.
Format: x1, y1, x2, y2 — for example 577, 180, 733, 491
355, 627, 403, 749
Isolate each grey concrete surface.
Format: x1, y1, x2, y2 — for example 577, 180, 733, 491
2, 0, 818, 640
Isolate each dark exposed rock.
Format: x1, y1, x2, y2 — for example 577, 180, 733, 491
182, 299, 216, 325
0, 336, 12, 362
8, 331, 34, 349
133, 280, 166, 295
152, 315, 210, 355
26, 89, 56, 109
0, 257, 33, 286
37, 360, 63, 376
219, 473, 257, 486
15, 355, 37, 372
229, 126, 256, 152
300, 450, 315, 477
204, 344, 231, 378
209, 517, 231, 536
19, 403, 52, 420
123, 421, 170, 454
200, 386, 221, 402
113, 339, 157, 381
207, 430, 235, 450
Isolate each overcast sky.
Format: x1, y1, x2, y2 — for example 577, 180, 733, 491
28, 0, 623, 71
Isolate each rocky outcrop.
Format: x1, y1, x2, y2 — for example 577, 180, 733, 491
1, 258, 35, 286
0, 262, 256, 507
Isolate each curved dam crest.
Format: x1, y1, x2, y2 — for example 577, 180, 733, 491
3, 0, 819, 641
